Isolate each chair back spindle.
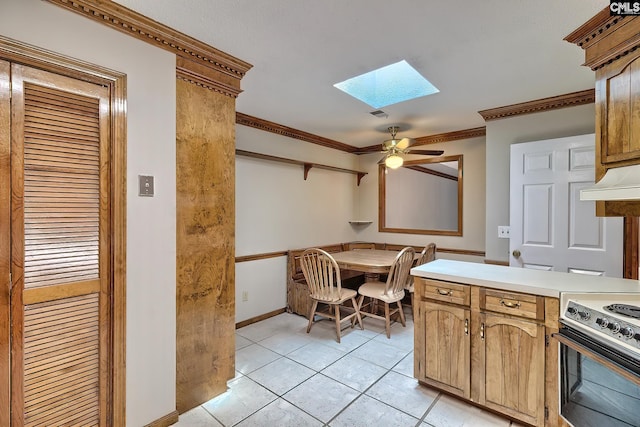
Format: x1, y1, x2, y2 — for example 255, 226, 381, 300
300, 248, 342, 302
385, 247, 415, 299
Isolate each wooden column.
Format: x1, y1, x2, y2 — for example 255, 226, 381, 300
176, 78, 237, 413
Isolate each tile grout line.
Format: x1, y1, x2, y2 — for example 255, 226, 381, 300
322, 332, 418, 425
228, 314, 415, 426
416, 392, 442, 426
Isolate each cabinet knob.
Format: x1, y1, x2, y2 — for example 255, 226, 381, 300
512, 249, 521, 258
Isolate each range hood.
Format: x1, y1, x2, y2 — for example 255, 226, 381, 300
580, 165, 640, 201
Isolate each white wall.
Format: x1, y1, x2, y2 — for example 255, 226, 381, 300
485, 104, 595, 263
235, 125, 360, 322
1, 1, 177, 425
357, 136, 486, 261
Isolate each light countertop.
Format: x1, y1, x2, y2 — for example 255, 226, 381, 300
411, 259, 640, 298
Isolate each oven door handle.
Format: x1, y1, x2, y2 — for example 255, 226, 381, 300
552, 332, 640, 386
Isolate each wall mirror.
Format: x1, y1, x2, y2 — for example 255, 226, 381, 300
379, 154, 463, 236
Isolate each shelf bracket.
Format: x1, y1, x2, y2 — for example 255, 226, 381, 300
357, 172, 366, 186
303, 163, 313, 180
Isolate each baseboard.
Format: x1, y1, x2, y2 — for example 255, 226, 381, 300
144, 410, 179, 427
236, 307, 286, 329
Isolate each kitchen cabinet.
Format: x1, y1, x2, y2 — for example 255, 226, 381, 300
596, 53, 640, 167
479, 312, 545, 425
412, 259, 640, 427
566, 10, 640, 216
415, 300, 470, 399
414, 278, 548, 427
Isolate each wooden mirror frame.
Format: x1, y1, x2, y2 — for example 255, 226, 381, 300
379, 154, 463, 236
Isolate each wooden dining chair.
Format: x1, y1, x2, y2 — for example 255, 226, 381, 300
357, 246, 415, 338
300, 248, 363, 343
406, 243, 436, 307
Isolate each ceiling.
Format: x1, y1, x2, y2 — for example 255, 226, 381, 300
113, 0, 608, 149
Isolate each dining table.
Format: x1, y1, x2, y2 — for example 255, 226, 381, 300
331, 248, 414, 281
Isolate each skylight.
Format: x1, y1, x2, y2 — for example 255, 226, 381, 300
333, 60, 439, 109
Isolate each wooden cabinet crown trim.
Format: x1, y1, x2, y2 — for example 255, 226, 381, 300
565, 7, 640, 70
45, 0, 252, 88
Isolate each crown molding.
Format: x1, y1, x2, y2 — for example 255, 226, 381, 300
175, 57, 242, 98
236, 112, 358, 153
413, 127, 486, 146
564, 7, 640, 71
45, 0, 252, 96
478, 89, 594, 121
356, 126, 486, 153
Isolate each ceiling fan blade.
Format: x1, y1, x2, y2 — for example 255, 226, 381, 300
406, 149, 444, 156
377, 155, 388, 164
352, 148, 386, 155
396, 137, 413, 150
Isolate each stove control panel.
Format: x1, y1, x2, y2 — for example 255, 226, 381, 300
564, 301, 640, 349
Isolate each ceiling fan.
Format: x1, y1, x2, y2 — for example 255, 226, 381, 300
369, 126, 444, 169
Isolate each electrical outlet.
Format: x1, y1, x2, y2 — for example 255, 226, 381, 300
498, 226, 510, 239
242, 291, 248, 302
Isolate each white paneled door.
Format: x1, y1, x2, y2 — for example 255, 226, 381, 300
509, 134, 623, 277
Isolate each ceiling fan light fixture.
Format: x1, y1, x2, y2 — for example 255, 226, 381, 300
385, 154, 404, 169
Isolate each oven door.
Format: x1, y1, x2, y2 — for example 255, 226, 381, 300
555, 325, 640, 427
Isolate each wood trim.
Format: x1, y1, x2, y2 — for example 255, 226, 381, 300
483, 259, 509, 266
406, 165, 458, 181
176, 58, 242, 98
143, 410, 179, 427
111, 60, 127, 427
0, 36, 127, 426
478, 89, 595, 121
436, 248, 485, 257
44, 0, 252, 88
564, 8, 640, 71
23, 280, 101, 305
379, 155, 463, 237
235, 251, 288, 263
357, 127, 486, 154
236, 308, 286, 329
623, 217, 639, 280
564, 7, 617, 47
413, 127, 486, 146
0, 59, 9, 427
238, 245, 485, 267
236, 112, 357, 152
236, 149, 367, 185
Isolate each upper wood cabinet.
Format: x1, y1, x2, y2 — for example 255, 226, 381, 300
566, 9, 640, 216
597, 53, 640, 165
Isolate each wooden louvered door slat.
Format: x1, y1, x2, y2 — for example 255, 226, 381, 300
9, 63, 111, 427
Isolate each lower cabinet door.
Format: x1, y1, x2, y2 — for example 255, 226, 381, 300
416, 300, 470, 399
480, 312, 545, 426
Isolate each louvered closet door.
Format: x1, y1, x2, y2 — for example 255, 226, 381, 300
10, 64, 111, 427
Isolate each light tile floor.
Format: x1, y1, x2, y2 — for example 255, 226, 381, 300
174, 310, 525, 427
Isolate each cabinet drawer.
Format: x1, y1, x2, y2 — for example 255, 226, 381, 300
481, 288, 544, 321
419, 278, 470, 306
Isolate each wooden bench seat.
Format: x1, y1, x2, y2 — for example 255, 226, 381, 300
286, 243, 368, 318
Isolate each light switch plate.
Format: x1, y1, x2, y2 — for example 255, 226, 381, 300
139, 175, 154, 197
498, 226, 510, 239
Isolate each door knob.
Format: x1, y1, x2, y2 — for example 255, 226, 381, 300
512, 249, 521, 258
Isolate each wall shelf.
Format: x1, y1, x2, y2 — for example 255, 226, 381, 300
236, 149, 367, 186
348, 220, 373, 225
